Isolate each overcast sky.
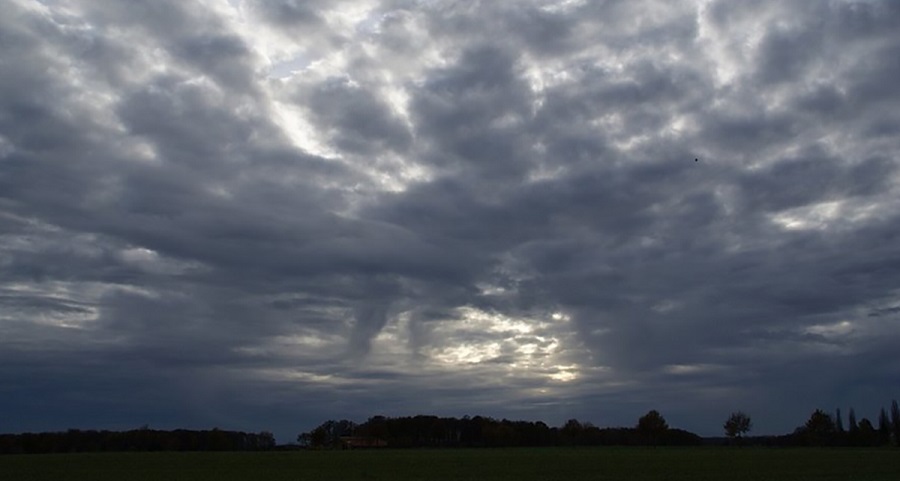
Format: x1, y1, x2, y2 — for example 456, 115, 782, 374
2, 0, 899, 442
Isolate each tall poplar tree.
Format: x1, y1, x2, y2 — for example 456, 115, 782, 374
878, 408, 890, 446
891, 400, 900, 446
835, 408, 844, 433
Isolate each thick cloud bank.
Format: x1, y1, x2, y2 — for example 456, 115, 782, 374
2, 0, 899, 440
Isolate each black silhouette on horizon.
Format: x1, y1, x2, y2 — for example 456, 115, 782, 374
2, 400, 899, 453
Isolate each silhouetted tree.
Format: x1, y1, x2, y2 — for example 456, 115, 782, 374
724, 411, 752, 442
891, 400, 900, 446
308, 426, 328, 448
560, 419, 584, 446
661, 428, 703, 446
0, 428, 276, 454
306, 419, 358, 448
294, 413, 703, 449
835, 408, 844, 433
257, 431, 276, 450
483, 420, 516, 446
357, 415, 389, 441
798, 409, 836, 446
848, 408, 858, 433
636, 410, 668, 445
857, 418, 878, 447
877, 408, 891, 446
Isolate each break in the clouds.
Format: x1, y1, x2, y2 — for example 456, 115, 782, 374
2, 0, 899, 441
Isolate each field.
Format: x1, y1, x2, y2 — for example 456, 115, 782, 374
2, 447, 898, 480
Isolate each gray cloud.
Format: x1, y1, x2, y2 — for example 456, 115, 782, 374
2, 0, 899, 442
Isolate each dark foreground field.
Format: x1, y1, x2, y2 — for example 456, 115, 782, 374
2, 447, 898, 480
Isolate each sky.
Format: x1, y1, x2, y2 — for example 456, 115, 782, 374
1, 0, 899, 443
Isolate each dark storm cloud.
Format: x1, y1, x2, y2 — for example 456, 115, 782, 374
409, 45, 536, 182
248, 0, 325, 28
301, 76, 412, 154
2, 0, 899, 441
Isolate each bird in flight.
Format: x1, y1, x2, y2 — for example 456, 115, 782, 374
695, 158, 698, 162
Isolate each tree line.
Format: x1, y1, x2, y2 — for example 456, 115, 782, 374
719, 399, 900, 447
0, 427, 276, 454
299, 399, 900, 449
2, 399, 896, 453
785, 399, 900, 447
297, 410, 702, 449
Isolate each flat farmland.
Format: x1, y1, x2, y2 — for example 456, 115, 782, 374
2, 447, 898, 480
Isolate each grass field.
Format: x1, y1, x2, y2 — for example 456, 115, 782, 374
2, 447, 898, 480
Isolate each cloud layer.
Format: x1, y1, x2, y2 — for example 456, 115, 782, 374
2, 0, 899, 440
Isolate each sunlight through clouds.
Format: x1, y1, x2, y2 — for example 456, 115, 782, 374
419, 307, 582, 384
770, 199, 883, 231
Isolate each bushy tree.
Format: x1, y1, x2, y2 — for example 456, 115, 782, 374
799, 409, 836, 446
256, 431, 276, 450
309, 426, 327, 448
638, 410, 668, 432
560, 419, 584, 445
636, 410, 668, 445
857, 418, 878, 447
724, 412, 752, 441
299, 419, 357, 448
